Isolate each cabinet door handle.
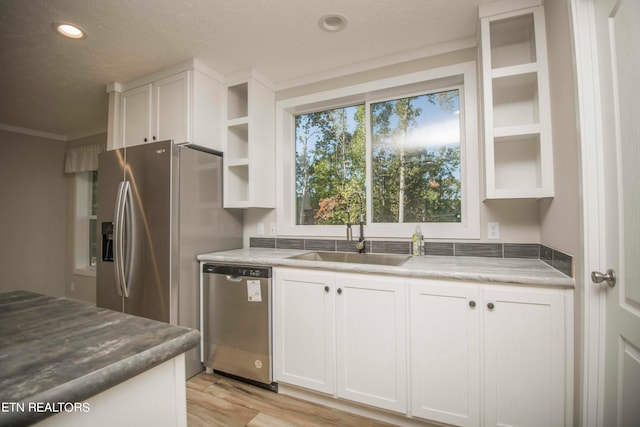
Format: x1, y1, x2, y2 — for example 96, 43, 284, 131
469, 300, 476, 308
337, 288, 342, 294
487, 302, 495, 310
324, 286, 330, 293
152, 136, 157, 141
143, 137, 148, 142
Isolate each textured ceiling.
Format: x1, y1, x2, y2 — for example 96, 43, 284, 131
0, 0, 491, 140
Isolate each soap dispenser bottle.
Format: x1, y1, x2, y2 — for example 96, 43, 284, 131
412, 225, 423, 256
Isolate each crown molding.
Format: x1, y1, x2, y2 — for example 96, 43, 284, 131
0, 123, 67, 141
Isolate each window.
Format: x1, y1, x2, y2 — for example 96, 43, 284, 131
295, 105, 366, 225
371, 89, 462, 224
278, 62, 479, 239
74, 171, 98, 276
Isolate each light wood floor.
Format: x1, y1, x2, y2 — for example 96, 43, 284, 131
186, 372, 397, 427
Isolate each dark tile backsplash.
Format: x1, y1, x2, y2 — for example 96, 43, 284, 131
249, 238, 574, 277
454, 242, 503, 258
372, 241, 411, 255
424, 242, 454, 256
304, 239, 337, 251
541, 245, 574, 277
504, 243, 540, 259
275, 238, 304, 250
249, 237, 276, 248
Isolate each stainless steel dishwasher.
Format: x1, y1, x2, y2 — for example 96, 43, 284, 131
202, 263, 276, 391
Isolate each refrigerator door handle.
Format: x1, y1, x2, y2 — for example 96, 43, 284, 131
121, 182, 133, 298
113, 181, 129, 297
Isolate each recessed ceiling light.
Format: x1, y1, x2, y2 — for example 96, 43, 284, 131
319, 14, 347, 32
53, 22, 86, 39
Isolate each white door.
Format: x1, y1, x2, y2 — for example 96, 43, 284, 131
335, 274, 407, 413
273, 269, 335, 394
409, 280, 480, 426
578, 0, 640, 425
154, 71, 191, 144
483, 286, 566, 427
120, 84, 152, 147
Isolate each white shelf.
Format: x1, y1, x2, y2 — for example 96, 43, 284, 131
493, 124, 540, 138
492, 72, 539, 128
226, 158, 249, 167
227, 83, 248, 120
226, 122, 248, 161
222, 70, 275, 208
491, 62, 538, 79
494, 134, 541, 190
489, 12, 536, 69
481, 4, 553, 200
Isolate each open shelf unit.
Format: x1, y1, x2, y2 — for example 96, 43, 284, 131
223, 71, 275, 208
480, 3, 553, 199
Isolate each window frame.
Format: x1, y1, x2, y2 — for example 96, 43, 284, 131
73, 171, 97, 277
276, 62, 480, 239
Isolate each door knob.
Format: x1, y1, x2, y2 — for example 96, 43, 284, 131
591, 269, 616, 288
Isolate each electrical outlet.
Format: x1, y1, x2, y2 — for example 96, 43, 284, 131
269, 223, 277, 236
488, 222, 500, 240
257, 223, 264, 236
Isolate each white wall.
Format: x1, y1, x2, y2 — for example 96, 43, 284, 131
0, 130, 68, 297
540, 0, 580, 258
540, 0, 582, 424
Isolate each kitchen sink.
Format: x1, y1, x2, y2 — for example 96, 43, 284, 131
287, 251, 410, 267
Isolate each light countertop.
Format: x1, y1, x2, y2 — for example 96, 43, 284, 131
0, 291, 200, 426
197, 248, 574, 288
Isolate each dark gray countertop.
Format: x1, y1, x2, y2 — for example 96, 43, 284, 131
197, 248, 574, 288
0, 291, 200, 426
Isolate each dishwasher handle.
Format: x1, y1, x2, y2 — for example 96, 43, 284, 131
224, 275, 243, 283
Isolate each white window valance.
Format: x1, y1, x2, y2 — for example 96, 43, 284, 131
65, 144, 105, 173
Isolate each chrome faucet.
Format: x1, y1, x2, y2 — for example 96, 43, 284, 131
346, 192, 365, 253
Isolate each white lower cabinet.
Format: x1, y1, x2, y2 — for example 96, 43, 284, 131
273, 269, 335, 394
482, 286, 566, 427
409, 281, 481, 426
335, 274, 407, 412
274, 268, 407, 413
410, 279, 568, 427
275, 269, 570, 426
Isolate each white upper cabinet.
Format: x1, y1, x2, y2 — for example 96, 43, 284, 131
223, 70, 275, 208
480, 1, 554, 199
119, 72, 190, 147
153, 71, 191, 145
119, 83, 152, 148
107, 59, 223, 152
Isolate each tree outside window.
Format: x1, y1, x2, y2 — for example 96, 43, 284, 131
371, 89, 461, 223
295, 105, 366, 225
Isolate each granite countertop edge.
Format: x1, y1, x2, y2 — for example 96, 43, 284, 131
4, 330, 200, 427
10, 330, 199, 426
197, 248, 575, 288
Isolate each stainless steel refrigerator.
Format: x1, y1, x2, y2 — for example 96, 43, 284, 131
96, 140, 242, 378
